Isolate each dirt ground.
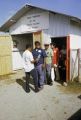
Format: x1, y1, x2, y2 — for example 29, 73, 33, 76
0, 70, 81, 120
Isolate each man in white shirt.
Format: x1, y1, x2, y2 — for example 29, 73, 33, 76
23, 44, 39, 93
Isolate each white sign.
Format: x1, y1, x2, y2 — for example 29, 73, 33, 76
26, 13, 49, 29
27, 14, 42, 29
23, 12, 49, 32
10, 12, 49, 34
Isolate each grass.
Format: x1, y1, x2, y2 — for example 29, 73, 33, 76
58, 80, 81, 94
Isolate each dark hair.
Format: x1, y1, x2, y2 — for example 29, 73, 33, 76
35, 41, 40, 45
26, 44, 32, 49
50, 43, 56, 46
50, 43, 53, 46
53, 43, 56, 47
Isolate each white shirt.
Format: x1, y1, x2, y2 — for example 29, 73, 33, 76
23, 50, 34, 72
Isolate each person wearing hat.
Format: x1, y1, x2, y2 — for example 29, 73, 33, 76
44, 43, 53, 85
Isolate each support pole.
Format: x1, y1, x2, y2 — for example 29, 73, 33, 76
78, 49, 81, 83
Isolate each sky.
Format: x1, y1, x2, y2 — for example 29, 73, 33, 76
0, 0, 81, 26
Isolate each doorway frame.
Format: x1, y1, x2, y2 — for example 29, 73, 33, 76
66, 36, 70, 82
51, 36, 70, 82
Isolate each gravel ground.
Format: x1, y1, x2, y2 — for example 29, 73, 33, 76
0, 71, 81, 120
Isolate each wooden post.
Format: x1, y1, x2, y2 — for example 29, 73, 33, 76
66, 36, 70, 82
78, 49, 81, 83
33, 31, 42, 48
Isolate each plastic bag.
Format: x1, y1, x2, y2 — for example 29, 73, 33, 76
51, 67, 55, 81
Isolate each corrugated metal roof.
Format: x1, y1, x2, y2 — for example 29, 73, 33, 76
0, 5, 32, 32
0, 4, 81, 32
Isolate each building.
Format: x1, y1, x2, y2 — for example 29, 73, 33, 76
0, 4, 81, 81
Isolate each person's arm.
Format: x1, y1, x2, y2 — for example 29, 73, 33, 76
42, 57, 46, 70
42, 49, 47, 69
31, 50, 37, 63
51, 49, 54, 67
31, 59, 38, 63
44, 57, 46, 65
31, 59, 36, 63
30, 52, 37, 64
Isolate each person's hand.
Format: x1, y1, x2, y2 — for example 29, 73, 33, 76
35, 58, 39, 62
54, 64, 57, 67
42, 64, 45, 70
59, 66, 61, 68
51, 63, 54, 68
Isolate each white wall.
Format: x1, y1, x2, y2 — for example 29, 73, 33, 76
9, 8, 81, 44
48, 13, 70, 37
44, 13, 81, 38
42, 30, 51, 46
42, 12, 70, 45
70, 22, 81, 36
9, 7, 81, 74
12, 34, 33, 70
70, 34, 81, 80
70, 34, 81, 49
9, 8, 49, 35
70, 49, 78, 80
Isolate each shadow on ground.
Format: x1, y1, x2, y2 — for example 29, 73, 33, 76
78, 95, 81, 100
67, 108, 81, 120
16, 77, 35, 92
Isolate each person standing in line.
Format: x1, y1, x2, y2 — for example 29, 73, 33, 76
44, 43, 53, 85
23, 44, 39, 93
32, 41, 47, 89
50, 43, 54, 50
59, 46, 66, 81
52, 44, 60, 81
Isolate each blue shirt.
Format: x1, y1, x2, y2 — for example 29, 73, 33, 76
32, 48, 47, 66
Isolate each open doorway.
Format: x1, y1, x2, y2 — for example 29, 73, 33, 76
51, 37, 67, 82
12, 33, 33, 70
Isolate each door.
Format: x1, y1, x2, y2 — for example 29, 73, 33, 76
33, 31, 42, 48
0, 36, 12, 75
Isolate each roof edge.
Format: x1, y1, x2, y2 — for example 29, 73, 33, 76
0, 3, 81, 32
